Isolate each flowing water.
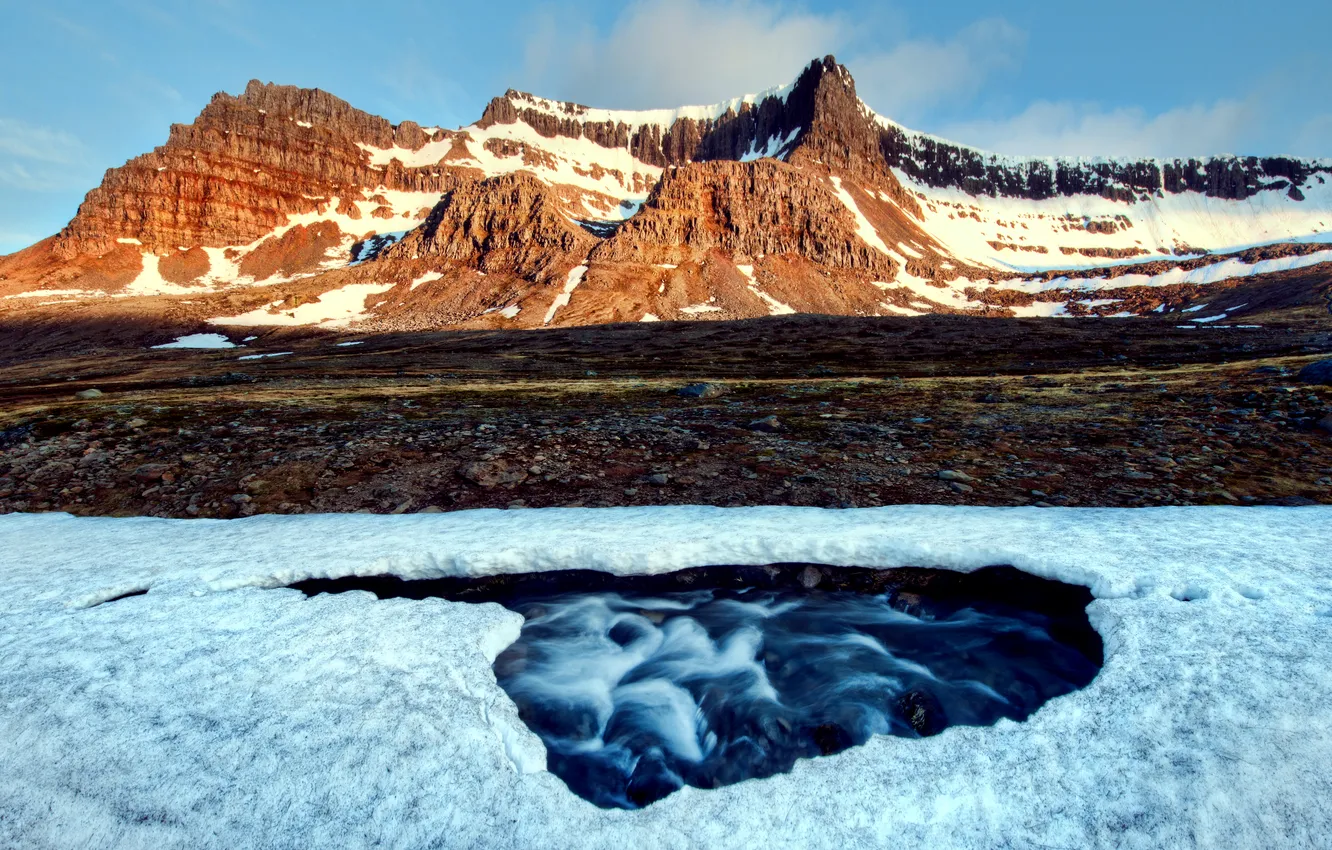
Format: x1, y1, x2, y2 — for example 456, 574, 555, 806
291, 565, 1101, 810
492, 581, 1099, 809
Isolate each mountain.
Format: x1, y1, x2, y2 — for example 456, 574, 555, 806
2, 56, 1330, 338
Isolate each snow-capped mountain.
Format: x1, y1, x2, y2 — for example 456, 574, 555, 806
2, 56, 1330, 331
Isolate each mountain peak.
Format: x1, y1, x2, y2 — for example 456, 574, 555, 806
4, 55, 1330, 333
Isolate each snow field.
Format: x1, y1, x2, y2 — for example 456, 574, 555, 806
0, 506, 1329, 848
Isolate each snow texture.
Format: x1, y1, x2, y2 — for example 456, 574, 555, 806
408, 271, 444, 291
359, 124, 660, 222
868, 107, 1332, 272
235, 351, 292, 360
41, 192, 440, 307
1, 506, 1330, 848
150, 333, 236, 350
543, 265, 588, 325
830, 176, 891, 256
737, 263, 794, 316
997, 250, 1332, 294
502, 83, 795, 133
208, 282, 395, 328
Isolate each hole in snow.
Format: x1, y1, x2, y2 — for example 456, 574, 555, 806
1170, 585, 1210, 603
290, 564, 1101, 810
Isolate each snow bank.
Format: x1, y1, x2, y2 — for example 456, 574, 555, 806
998, 249, 1332, 294
0, 506, 1329, 848
497, 82, 795, 139
888, 158, 1332, 273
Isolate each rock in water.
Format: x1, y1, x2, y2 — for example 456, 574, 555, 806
897, 689, 948, 737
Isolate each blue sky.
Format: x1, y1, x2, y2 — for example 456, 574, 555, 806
3, 0, 1331, 254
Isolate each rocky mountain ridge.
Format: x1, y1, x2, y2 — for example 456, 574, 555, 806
2, 56, 1330, 338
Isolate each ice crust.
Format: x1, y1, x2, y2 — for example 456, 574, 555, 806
1, 505, 1330, 848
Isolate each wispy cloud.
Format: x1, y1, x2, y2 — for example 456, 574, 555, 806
0, 119, 86, 164
520, 0, 1024, 127
939, 99, 1264, 159
374, 46, 472, 127
851, 19, 1025, 123
514, 0, 1332, 159
521, 0, 843, 108
1291, 113, 1332, 159
0, 230, 39, 251
0, 119, 94, 192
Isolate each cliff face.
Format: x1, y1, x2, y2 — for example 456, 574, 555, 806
592, 160, 897, 279
4, 56, 1330, 330
878, 121, 1332, 203
53, 82, 463, 260
384, 173, 598, 283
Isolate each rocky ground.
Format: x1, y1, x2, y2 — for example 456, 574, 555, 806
2, 314, 1330, 518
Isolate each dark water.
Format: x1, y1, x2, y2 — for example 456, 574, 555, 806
493, 582, 1100, 809
290, 564, 1101, 810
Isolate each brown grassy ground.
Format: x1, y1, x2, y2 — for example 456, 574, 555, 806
2, 311, 1330, 517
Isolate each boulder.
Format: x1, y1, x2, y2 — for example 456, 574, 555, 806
749, 415, 785, 433
460, 460, 528, 488
677, 382, 728, 399
1297, 360, 1332, 385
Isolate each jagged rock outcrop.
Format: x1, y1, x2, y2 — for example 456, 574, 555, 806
4, 54, 1329, 332
53, 81, 461, 258
592, 160, 897, 278
384, 173, 597, 282
878, 123, 1332, 203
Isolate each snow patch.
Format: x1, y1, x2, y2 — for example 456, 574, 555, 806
999, 250, 1332, 294
208, 282, 396, 328
830, 176, 891, 255
409, 271, 444, 291
542, 265, 588, 325
4, 288, 105, 300
236, 351, 293, 360
740, 127, 801, 163
151, 333, 236, 350
737, 264, 794, 316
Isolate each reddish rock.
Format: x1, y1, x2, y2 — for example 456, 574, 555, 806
460, 460, 529, 488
